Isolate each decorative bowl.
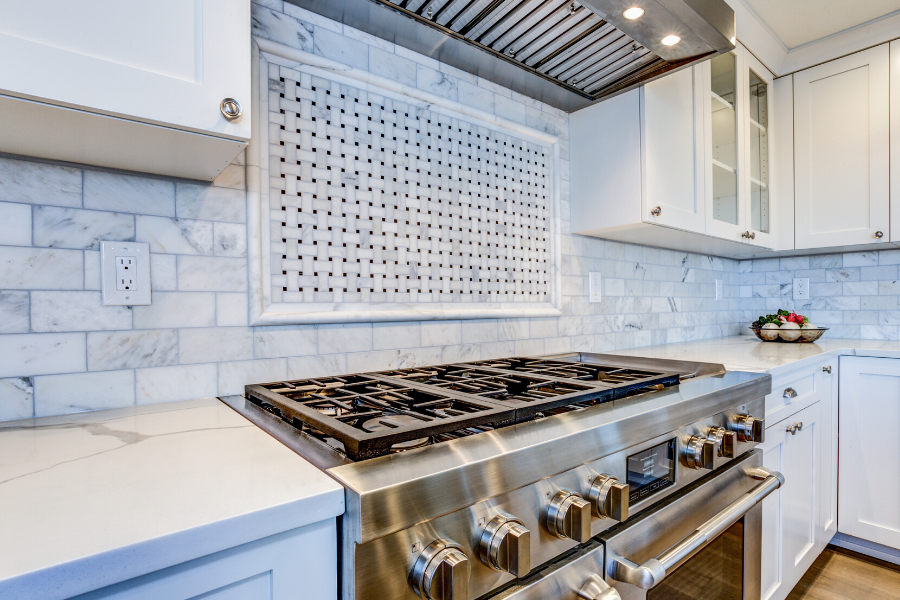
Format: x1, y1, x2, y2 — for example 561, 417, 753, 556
749, 327, 828, 343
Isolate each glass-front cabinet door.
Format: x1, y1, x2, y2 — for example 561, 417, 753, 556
742, 49, 775, 247
702, 44, 776, 247
704, 49, 745, 241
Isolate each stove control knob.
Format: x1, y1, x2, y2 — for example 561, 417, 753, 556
410, 539, 470, 600
682, 435, 716, 470
708, 427, 737, 458
588, 475, 630, 521
578, 574, 622, 600
734, 415, 765, 443
479, 514, 531, 577
546, 490, 592, 542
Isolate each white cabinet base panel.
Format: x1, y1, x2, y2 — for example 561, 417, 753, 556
72, 520, 337, 600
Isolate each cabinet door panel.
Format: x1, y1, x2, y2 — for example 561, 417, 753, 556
642, 67, 705, 233
0, 0, 251, 140
794, 44, 890, 248
782, 403, 820, 576
759, 428, 787, 600
891, 42, 900, 240
839, 357, 900, 549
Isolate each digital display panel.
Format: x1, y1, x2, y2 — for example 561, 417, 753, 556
626, 439, 676, 504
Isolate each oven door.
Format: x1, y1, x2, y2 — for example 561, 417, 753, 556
600, 450, 782, 600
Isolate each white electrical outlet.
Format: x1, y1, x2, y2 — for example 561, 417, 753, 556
589, 272, 602, 303
101, 241, 151, 306
116, 256, 136, 291
715, 279, 723, 300
793, 277, 810, 301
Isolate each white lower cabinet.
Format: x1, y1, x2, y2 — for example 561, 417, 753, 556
839, 357, 900, 550
759, 360, 836, 600
72, 520, 337, 600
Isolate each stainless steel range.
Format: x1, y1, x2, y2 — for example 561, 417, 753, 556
221, 353, 780, 600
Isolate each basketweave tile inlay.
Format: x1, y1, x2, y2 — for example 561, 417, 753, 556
267, 70, 552, 306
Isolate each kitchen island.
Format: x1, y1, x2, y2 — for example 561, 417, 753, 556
0, 397, 344, 600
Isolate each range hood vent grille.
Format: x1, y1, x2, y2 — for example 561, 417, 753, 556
385, 0, 665, 98
287, 0, 735, 111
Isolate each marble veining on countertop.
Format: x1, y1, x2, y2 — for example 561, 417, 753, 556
0, 397, 344, 600
610, 335, 900, 376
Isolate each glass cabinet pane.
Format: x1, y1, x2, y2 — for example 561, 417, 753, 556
710, 52, 738, 226
748, 70, 769, 234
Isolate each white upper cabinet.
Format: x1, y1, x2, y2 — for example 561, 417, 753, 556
0, 0, 250, 181
641, 67, 706, 233
793, 44, 890, 249
891, 41, 900, 241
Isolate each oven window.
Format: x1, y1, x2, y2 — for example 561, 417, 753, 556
647, 519, 744, 600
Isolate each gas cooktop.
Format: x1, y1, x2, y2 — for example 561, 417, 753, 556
244, 357, 681, 460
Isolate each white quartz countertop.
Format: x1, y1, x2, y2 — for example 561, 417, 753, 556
609, 335, 900, 376
0, 397, 344, 600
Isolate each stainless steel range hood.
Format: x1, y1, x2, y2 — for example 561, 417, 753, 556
286, 0, 735, 112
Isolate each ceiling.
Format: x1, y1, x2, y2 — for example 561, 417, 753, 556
744, 0, 900, 49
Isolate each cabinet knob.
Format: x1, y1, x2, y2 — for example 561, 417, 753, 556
742, 231, 756, 239
875, 231, 884, 239
786, 421, 804, 435
823, 366, 832, 374
650, 206, 661, 217
220, 98, 242, 121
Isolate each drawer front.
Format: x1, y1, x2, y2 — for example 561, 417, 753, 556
765, 358, 835, 424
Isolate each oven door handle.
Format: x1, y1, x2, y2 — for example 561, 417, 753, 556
608, 467, 784, 590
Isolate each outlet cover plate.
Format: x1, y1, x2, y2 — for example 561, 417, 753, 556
793, 278, 810, 301
589, 272, 602, 303
715, 279, 723, 300
101, 241, 151, 305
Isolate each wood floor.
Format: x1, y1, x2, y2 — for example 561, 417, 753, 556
786, 547, 900, 600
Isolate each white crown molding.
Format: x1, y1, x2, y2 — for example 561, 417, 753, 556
780, 10, 900, 75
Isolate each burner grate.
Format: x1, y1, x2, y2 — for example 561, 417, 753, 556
246, 358, 682, 460
377, 365, 613, 420
246, 375, 515, 460
466, 358, 681, 398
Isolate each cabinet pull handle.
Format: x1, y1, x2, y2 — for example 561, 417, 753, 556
650, 207, 661, 217
823, 366, 832, 374
220, 98, 242, 121
783, 387, 797, 399
875, 231, 884, 239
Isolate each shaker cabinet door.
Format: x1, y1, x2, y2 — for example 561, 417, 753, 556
793, 44, 890, 249
759, 401, 822, 600
641, 66, 706, 234
0, 0, 251, 141
839, 357, 900, 550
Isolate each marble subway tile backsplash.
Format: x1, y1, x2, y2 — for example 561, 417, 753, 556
0, 1, 743, 421
740, 252, 900, 339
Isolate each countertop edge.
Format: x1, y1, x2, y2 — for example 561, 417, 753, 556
0, 485, 345, 600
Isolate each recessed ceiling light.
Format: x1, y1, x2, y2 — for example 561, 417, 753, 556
661, 35, 681, 46
623, 7, 645, 19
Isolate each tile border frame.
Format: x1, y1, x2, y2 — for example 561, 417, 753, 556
247, 38, 562, 325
